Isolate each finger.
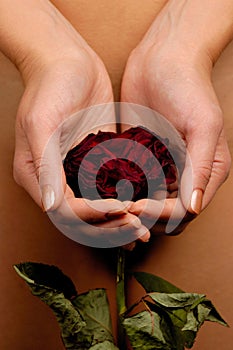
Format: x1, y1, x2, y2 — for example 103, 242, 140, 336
58, 194, 150, 241
52, 190, 129, 225
129, 198, 186, 221
95, 212, 151, 242
95, 212, 141, 228
13, 124, 43, 206
50, 194, 150, 247
95, 212, 149, 242
181, 109, 223, 214
17, 99, 117, 211
57, 216, 149, 248
81, 223, 149, 247
15, 113, 66, 211
129, 198, 195, 235
201, 131, 231, 208
129, 198, 192, 234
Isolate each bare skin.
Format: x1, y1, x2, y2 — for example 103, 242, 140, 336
0, 1, 232, 349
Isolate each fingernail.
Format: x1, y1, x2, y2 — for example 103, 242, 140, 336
42, 185, 55, 212
189, 189, 203, 214
105, 209, 127, 219
135, 226, 148, 239
139, 231, 151, 243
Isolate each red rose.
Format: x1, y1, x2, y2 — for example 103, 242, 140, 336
63, 126, 176, 201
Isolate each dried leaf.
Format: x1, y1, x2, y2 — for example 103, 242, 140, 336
133, 272, 183, 293
72, 289, 118, 348
200, 300, 228, 327
123, 310, 171, 349
149, 293, 205, 308
127, 273, 228, 349
14, 263, 86, 349
14, 263, 119, 350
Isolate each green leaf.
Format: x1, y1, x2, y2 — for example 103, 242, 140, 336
182, 311, 200, 332
127, 272, 229, 350
133, 272, 183, 293
72, 289, 118, 348
200, 300, 229, 327
149, 293, 205, 308
14, 263, 86, 349
144, 300, 190, 350
182, 299, 228, 331
156, 308, 195, 349
123, 310, 171, 349
14, 262, 77, 299
146, 292, 228, 349
14, 263, 119, 350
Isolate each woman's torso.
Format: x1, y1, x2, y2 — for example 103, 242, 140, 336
50, 0, 168, 99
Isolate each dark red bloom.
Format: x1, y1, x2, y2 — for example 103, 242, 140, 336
63, 127, 176, 201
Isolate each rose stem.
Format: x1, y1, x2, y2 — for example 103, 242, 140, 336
116, 247, 127, 349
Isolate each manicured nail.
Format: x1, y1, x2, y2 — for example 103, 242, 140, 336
42, 185, 55, 212
189, 189, 203, 214
135, 226, 148, 240
138, 230, 150, 243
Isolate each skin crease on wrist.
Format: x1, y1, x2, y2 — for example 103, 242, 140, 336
49, 0, 169, 100
140, 0, 233, 64
50, 0, 233, 98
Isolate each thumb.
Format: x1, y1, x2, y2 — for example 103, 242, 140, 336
181, 117, 222, 214
14, 120, 65, 210
37, 129, 66, 211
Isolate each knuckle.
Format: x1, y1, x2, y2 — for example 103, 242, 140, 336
206, 109, 224, 133
209, 116, 223, 134
193, 160, 213, 187
188, 108, 223, 136
33, 156, 43, 179
34, 156, 50, 181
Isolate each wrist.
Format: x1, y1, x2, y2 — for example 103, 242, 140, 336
0, 0, 90, 82
139, 0, 233, 67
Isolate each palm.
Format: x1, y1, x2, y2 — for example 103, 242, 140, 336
14, 51, 113, 200
14, 54, 149, 247
121, 48, 230, 234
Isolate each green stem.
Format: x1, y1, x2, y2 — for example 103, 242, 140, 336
116, 247, 127, 350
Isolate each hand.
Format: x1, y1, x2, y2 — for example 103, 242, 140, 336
121, 12, 231, 235
8, 2, 150, 247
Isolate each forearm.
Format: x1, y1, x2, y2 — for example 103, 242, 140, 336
0, 0, 86, 80
142, 0, 233, 65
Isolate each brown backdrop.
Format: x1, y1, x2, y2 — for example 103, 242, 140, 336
0, 2, 232, 349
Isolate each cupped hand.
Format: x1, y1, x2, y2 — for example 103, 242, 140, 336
13, 40, 149, 245
121, 32, 231, 235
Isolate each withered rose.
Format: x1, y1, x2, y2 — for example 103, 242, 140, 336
63, 126, 176, 201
